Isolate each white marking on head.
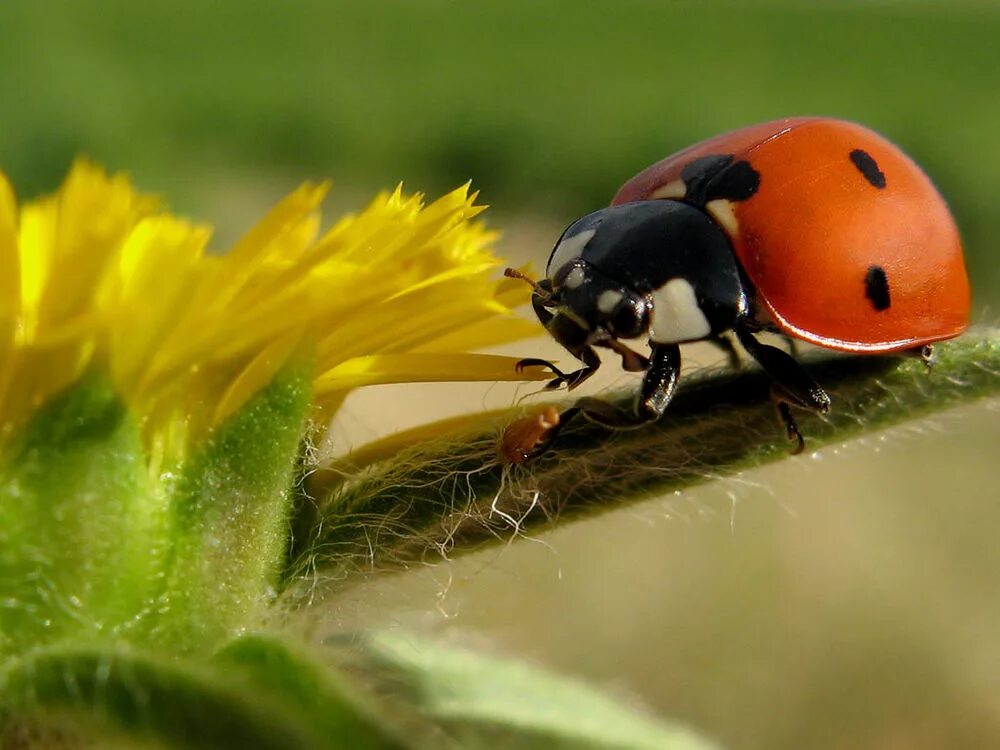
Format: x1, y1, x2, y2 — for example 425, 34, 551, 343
597, 289, 623, 315
563, 266, 586, 290
649, 179, 686, 200
649, 278, 712, 343
547, 228, 595, 276
706, 199, 739, 236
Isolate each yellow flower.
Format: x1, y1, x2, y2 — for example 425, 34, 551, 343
0, 160, 542, 463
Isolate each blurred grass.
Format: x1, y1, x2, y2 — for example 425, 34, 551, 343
0, 0, 997, 301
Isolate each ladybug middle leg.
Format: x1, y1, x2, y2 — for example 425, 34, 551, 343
733, 322, 831, 453
900, 343, 936, 372
573, 343, 682, 429
710, 334, 742, 370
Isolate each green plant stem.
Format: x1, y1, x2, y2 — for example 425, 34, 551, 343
294, 328, 999, 585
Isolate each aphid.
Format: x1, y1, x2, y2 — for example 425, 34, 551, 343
512, 117, 970, 452
500, 406, 561, 465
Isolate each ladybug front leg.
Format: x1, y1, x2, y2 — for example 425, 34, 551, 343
733, 322, 831, 453
516, 283, 604, 390
517, 347, 601, 391
573, 343, 682, 429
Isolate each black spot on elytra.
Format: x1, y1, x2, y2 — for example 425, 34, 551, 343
681, 154, 761, 206
849, 149, 886, 189
864, 265, 891, 311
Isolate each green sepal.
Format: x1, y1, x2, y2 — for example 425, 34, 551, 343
0, 362, 315, 657
153, 363, 313, 650
0, 374, 157, 657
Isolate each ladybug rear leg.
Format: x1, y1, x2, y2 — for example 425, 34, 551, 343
902, 343, 936, 372
772, 386, 807, 454
734, 322, 831, 453
573, 343, 682, 429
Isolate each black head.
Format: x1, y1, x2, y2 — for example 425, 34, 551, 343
547, 260, 651, 341
543, 200, 746, 346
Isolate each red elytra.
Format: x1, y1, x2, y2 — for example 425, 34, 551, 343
612, 117, 971, 352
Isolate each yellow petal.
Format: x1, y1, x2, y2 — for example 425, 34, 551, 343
0, 173, 19, 321
314, 352, 549, 394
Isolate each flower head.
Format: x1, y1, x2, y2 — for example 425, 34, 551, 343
0, 160, 541, 464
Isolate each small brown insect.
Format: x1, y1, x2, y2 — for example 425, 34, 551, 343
500, 406, 561, 465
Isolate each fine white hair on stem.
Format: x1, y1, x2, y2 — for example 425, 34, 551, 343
281, 329, 999, 605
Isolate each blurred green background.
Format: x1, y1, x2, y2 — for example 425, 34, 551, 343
3, 1, 998, 748
2, 0, 998, 302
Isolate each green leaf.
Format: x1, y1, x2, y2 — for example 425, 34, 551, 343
298, 329, 1000, 581
1, 644, 316, 749
352, 631, 720, 750
1, 635, 713, 750
215, 634, 407, 748
0, 374, 159, 657
0, 641, 403, 750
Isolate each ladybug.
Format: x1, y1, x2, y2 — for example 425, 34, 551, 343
511, 117, 970, 451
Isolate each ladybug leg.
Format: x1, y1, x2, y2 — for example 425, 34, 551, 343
573, 343, 681, 429
521, 338, 647, 394
901, 343, 936, 372
596, 338, 650, 372
920, 344, 936, 370
558, 347, 603, 390
517, 283, 605, 390
709, 334, 742, 370
772, 386, 806, 455
516, 348, 601, 391
734, 323, 831, 452
780, 334, 801, 358
515, 358, 574, 389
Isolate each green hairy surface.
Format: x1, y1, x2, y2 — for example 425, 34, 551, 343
303, 329, 1000, 581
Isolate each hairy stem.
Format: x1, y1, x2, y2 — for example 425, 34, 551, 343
291, 328, 999, 587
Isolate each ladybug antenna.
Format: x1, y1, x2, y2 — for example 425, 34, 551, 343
504, 267, 553, 302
